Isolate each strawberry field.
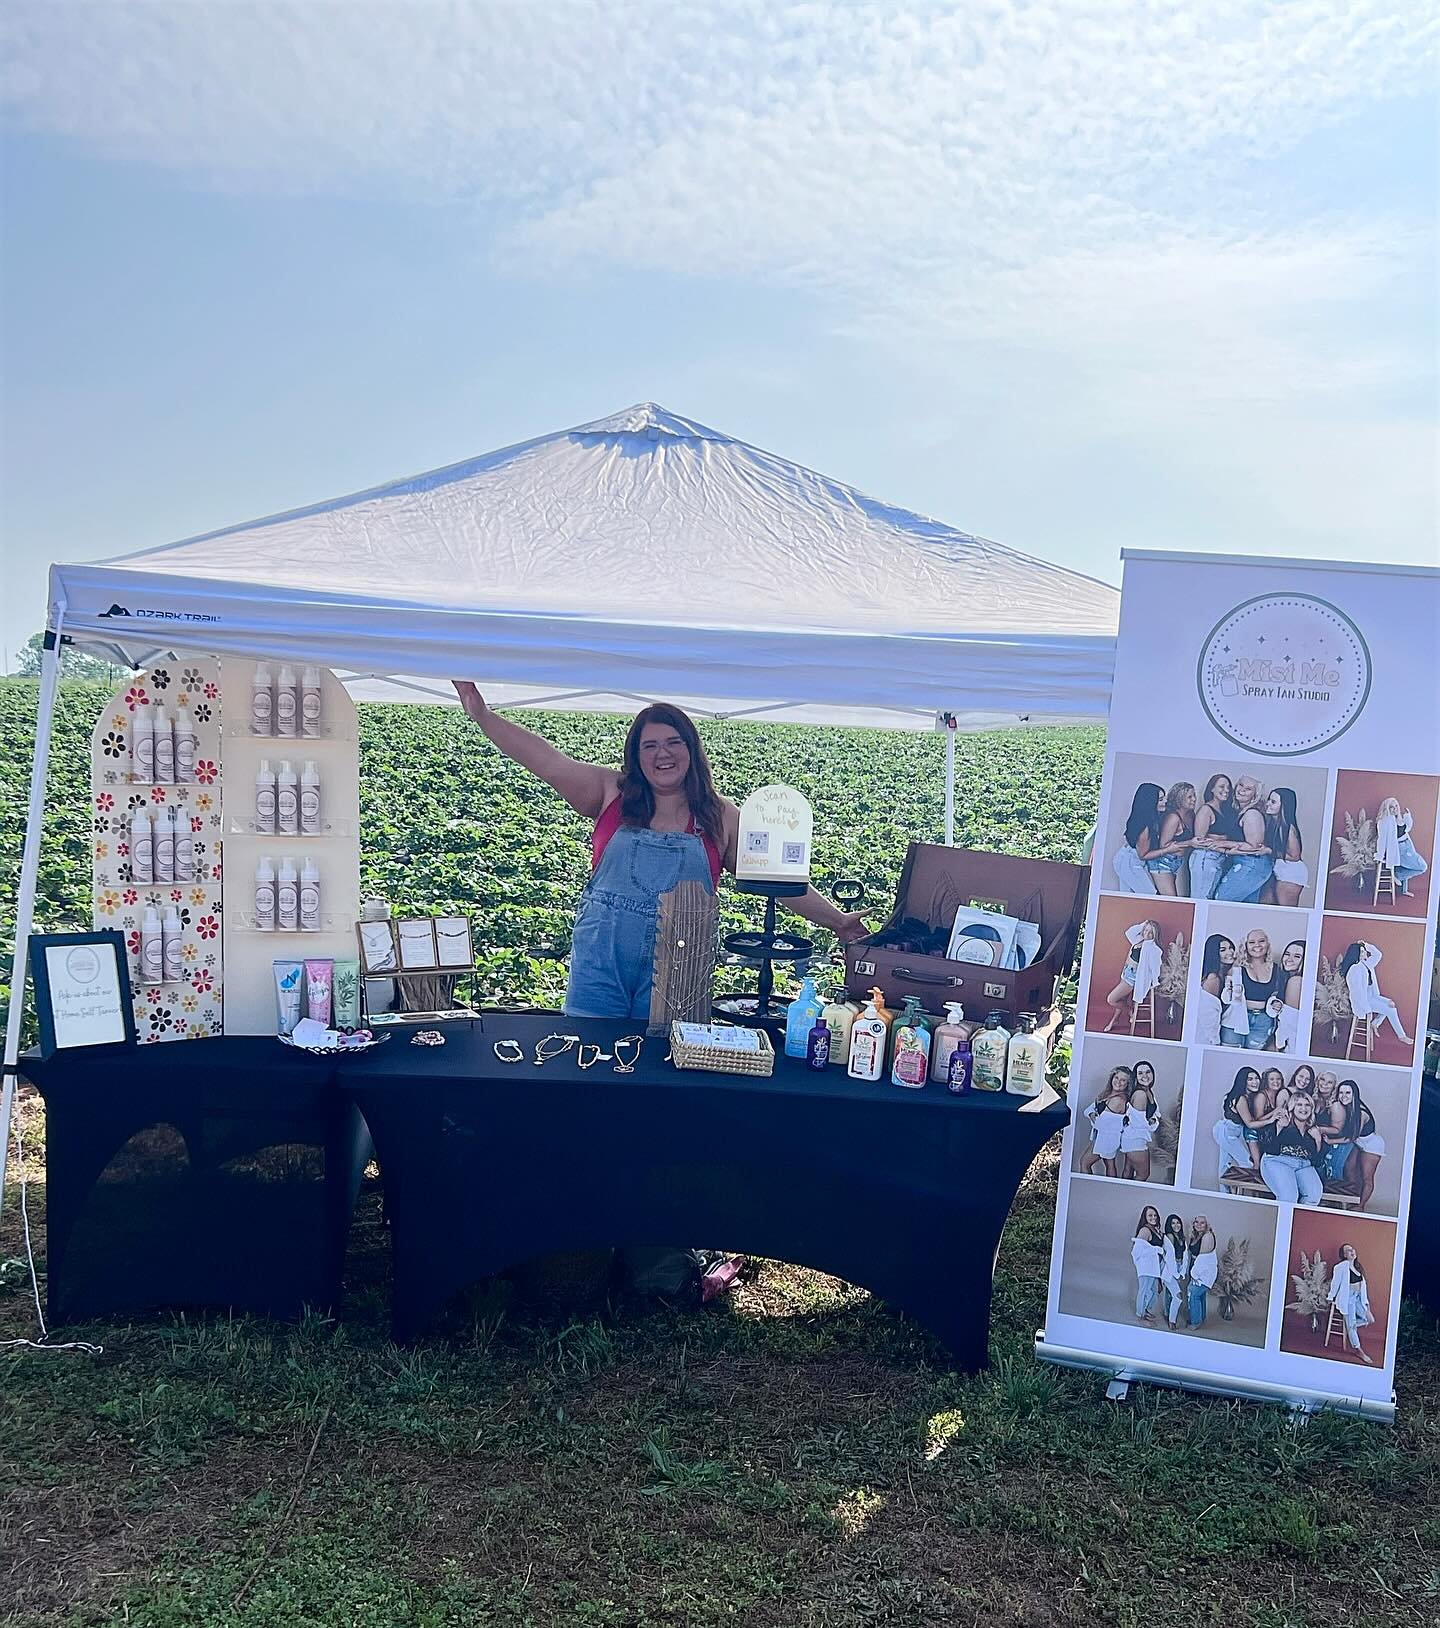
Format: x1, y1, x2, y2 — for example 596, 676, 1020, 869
1, 677, 1104, 1023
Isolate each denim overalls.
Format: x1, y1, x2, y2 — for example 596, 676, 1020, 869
564, 823, 716, 1020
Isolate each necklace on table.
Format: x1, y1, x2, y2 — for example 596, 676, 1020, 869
534, 1032, 580, 1066
612, 1035, 643, 1074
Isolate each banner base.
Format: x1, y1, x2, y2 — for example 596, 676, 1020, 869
1034, 1331, 1396, 1424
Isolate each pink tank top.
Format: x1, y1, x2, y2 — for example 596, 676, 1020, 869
591, 797, 723, 889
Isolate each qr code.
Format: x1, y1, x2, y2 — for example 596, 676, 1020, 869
746, 830, 770, 855
782, 841, 806, 866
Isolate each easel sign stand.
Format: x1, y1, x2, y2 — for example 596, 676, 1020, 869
1038, 550, 1440, 1422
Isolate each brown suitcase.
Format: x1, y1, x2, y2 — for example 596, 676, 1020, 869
846, 843, 1089, 1026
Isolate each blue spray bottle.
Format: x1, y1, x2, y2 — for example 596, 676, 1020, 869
784, 964, 824, 1058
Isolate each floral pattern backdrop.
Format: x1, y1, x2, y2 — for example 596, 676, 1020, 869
90, 659, 224, 1043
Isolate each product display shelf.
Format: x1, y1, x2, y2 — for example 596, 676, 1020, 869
231, 913, 346, 934
226, 816, 357, 838
224, 722, 357, 742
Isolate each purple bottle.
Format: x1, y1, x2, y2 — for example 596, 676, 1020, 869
947, 1034, 973, 1095
806, 1017, 831, 1071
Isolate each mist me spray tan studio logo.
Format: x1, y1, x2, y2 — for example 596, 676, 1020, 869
1196, 594, 1371, 757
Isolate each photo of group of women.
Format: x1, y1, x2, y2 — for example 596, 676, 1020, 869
1056, 1180, 1276, 1347
1323, 769, 1435, 921
1069, 1037, 1184, 1185
1105, 753, 1327, 908
1189, 902, 1310, 1054
1188, 1050, 1408, 1217
1309, 912, 1425, 1072
1280, 1209, 1396, 1369
1083, 894, 1191, 1043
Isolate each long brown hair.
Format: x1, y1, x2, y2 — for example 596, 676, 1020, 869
618, 704, 726, 847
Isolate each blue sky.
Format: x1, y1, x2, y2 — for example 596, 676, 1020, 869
1, 1, 1435, 665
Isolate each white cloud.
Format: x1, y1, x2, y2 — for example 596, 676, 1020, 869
2, 1, 1435, 551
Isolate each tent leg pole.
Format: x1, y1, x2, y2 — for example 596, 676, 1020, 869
944, 727, 956, 847
1, 603, 66, 1222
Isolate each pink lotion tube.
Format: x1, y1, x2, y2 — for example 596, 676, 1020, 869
304, 959, 334, 1027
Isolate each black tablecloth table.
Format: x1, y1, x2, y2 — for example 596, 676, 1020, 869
20, 1038, 371, 1323
341, 1016, 1069, 1366
1403, 1075, 1440, 1315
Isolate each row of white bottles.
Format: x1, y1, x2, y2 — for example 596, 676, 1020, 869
252, 665, 322, 738
138, 904, 188, 984
253, 856, 322, 931
129, 806, 195, 885
130, 704, 199, 784
253, 759, 321, 834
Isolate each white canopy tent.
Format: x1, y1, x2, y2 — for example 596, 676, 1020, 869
4, 402, 1118, 1206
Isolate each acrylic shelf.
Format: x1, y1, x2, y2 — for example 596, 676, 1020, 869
230, 912, 344, 934
226, 816, 356, 838
224, 722, 355, 742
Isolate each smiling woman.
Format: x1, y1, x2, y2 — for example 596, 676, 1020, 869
451, 682, 867, 1020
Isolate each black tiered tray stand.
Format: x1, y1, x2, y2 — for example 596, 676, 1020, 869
713, 878, 865, 1028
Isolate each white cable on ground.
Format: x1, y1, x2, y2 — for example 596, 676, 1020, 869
0, 1107, 103, 1357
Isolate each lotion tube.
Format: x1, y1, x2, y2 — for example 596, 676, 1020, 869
273, 960, 304, 1036
304, 958, 334, 1026
332, 960, 362, 1027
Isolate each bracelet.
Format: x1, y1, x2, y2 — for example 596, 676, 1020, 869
534, 1032, 580, 1066
612, 1035, 643, 1074
492, 1039, 524, 1064
577, 1043, 609, 1070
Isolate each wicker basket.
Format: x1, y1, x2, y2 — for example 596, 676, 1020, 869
669, 1022, 776, 1077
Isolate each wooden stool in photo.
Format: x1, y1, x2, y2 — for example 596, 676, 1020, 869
1346, 1013, 1373, 1062
1324, 1300, 1346, 1349
1373, 861, 1397, 907
1129, 987, 1156, 1038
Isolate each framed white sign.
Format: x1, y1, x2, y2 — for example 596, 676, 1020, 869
29, 931, 135, 1058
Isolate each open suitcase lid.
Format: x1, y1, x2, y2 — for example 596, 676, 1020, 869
878, 844, 1090, 971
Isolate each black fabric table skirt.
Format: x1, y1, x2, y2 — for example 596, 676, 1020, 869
341, 1015, 1069, 1366
1403, 1075, 1440, 1316
20, 1037, 371, 1323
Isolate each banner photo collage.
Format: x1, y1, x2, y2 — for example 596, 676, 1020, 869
1040, 552, 1440, 1416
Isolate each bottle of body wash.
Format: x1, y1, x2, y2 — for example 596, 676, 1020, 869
255, 759, 277, 833
889, 996, 931, 1088
154, 804, 175, 884
946, 1030, 974, 1094
784, 965, 824, 1058
254, 857, 276, 932
162, 906, 184, 983
846, 995, 888, 1082
300, 858, 321, 932
173, 703, 197, 784
300, 760, 321, 835
153, 704, 174, 785
301, 667, 322, 737
806, 1017, 831, 1071
252, 663, 274, 736
277, 858, 299, 931
867, 986, 895, 1037
971, 1012, 1011, 1093
140, 906, 164, 984
1005, 1012, 1046, 1098
131, 705, 154, 784
276, 665, 298, 738
277, 761, 299, 835
821, 988, 858, 1065
130, 807, 153, 884
929, 1002, 971, 1084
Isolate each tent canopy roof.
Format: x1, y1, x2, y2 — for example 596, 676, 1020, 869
51, 402, 1118, 728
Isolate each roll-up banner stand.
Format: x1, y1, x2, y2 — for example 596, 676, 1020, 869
1038, 550, 1440, 1420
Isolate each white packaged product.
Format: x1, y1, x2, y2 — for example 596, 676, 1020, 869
255, 759, 277, 833
276, 665, 298, 738
131, 706, 154, 784
174, 810, 195, 882
300, 858, 321, 931
153, 704, 175, 785
254, 857, 276, 931
154, 805, 175, 884
277, 859, 299, 931
301, 666, 322, 738
140, 906, 164, 985
130, 808, 154, 885
300, 761, 321, 834
252, 662, 274, 736
162, 906, 184, 983
277, 761, 298, 835
173, 704, 197, 784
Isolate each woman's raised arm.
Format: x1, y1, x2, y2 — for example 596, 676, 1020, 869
453, 681, 614, 819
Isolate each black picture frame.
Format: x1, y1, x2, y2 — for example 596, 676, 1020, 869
27, 930, 136, 1060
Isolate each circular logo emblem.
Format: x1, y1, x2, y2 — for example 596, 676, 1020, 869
1196, 594, 1371, 757
65, 946, 101, 984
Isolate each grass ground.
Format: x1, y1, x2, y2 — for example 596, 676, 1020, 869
3, 681, 1440, 1625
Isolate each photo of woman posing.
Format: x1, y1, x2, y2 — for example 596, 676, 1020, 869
1260, 788, 1307, 907
1187, 1216, 1218, 1328
1103, 919, 1163, 1032
1160, 1214, 1187, 1326
1212, 1066, 1270, 1176
1082, 1067, 1132, 1177
1189, 773, 1242, 901
1214, 774, 1276, 902
1131, 1204, 1164, 1322
1377, 797, 1429, 898
1274, 940, 1305, 1053
1258, 1092, 1325, 1205
1229, 927, 1287, 1050
1319, 1079, 1388, 1212
1328, 1244, 1375, 1364
1120, 1060, 1161, 1181
1196, 933, 1245, 1047
1113, 783, 1188, 895
1340, 941, 1413, 1046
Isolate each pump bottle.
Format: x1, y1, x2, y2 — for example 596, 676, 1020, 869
173, 704, 197, 784
971, 1012, 1011, 1092
300, 761, 321, 835
255, 759, 277, 833
301, 667, 322, 737
784, 965, 824, 1058
140, 906, 164, 984
254, 857, 276, 931
846, 995, 888, 1082
929, 1002, 971, 1084
153, 704, 174, 785
131, 705, 154, 784
277, 858, 299, 931
276, 665, 298, 738
820, 988, 858, 1066
889, 996, 931, 1088
277, 761, 299, 835
154, 804, 175, 884
174, 810, 194, 883
1005, 1013, 1046, 1098
300, 858, 321, 932
130, 807, 154, 885
162, 906, 184, 983
252, 663, 274, 736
